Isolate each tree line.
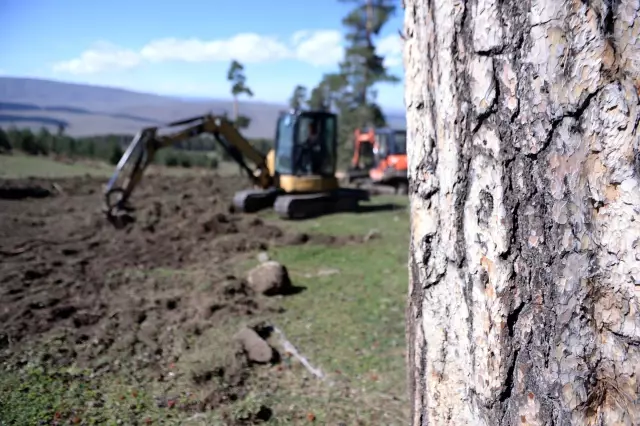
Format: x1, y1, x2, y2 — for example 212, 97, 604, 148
224, 1, 401, 166
0, 125, 273, 170
226, 1, 400, 164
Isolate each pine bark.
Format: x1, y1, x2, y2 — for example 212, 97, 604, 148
403, 0, 640, 424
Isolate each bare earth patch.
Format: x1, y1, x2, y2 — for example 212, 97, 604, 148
0, 174, 375, 424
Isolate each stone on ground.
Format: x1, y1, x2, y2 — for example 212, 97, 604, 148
256, 251, 270, 263
234, 327, 273, 364
246, 261, 291, 296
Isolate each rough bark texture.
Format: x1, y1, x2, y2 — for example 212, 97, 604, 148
403, 0, 640, 424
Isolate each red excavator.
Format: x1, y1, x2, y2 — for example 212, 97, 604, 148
345, 127, 408, 194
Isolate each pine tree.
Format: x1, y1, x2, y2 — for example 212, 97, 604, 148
289, 85, 308, 110
338, 0, 399, 127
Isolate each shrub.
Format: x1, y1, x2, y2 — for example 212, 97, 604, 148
165, 153, 179, 167
109, 144, 124, 165
180, 155, 192, 168
0, 128, 11, 153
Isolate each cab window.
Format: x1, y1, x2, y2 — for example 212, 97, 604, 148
375, 133, 389, 158
393, 131, 407, 155
274, 115, 294, 174
292, 115, 336, 176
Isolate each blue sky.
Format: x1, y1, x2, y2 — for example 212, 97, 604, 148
0, 0, 405, 110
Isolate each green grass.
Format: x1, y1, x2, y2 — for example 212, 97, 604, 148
0, 152, 244, 180
261, 198, 410, 423
0, 169, 411, 424
0, 153, 114, 179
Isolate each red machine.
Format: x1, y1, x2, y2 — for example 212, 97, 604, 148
346, 127, 408, 194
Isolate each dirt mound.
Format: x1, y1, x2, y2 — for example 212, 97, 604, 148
0, 175, 295, 346
0, 173, 371, 421
8, 269, 268, 371
0, 178, 57, 200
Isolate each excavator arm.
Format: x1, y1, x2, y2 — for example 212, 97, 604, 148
103, 113, 272, 217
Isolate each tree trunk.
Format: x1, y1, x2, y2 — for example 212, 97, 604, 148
233, 95, 239, 124
403, 0, 640, 425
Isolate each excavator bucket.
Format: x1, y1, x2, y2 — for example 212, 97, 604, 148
103, 130, 148, 215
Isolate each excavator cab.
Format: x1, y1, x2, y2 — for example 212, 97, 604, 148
345, 128, 376, 183
369, 128, 408, 194
236, 110, 369, 218
275, 111, 335, 177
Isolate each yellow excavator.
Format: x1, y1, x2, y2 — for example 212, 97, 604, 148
103, 110, 370, 220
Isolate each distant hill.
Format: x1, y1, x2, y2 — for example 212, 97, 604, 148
0, 77, 406, 139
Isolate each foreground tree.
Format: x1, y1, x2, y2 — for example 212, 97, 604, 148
404, 0, 640, 425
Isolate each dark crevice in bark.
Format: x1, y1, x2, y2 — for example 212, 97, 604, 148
428, 259, 447, 289
608, 329, 640, 346
425, 0, 439, 196
476, 47, 506, 57
453, 11, 479, 406
527, 86, 604, 160
499, 200, 519, 261
418, 338, 427, 426
455, 0, 483, 409
408, 249, 427, 425
440, 306, 450, 376
602, 0, 617, 38
499, 349, 519, 403
530, 18, 562, 28
421, 235, 441, 289
464, 273, 476, 376
453, 0, 473, 269
507, 301, 525, 337
472, 74, 500, 134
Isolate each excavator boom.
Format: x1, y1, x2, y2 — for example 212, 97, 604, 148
103, 113, 272, 218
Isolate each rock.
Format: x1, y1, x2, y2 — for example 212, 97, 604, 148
317, 268, 340, 277
257, 252, 270, 263
234, 327, 273, 363
246, 261, 292, 296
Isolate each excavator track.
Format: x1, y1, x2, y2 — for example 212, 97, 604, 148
273, 188, 370, 220
232, 187, 281, 213
344, 167, 371, 184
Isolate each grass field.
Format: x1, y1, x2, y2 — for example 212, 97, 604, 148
0, 153, 114, 179
0, 152, 245, 180
0, 154, 410, 424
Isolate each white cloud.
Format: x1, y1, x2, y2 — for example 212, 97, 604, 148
291, 30, 343, 66
52, 41, 140, 74
139, 34, 291, 63
52, 30, 345, 75
377, 34, 402, 68
51, 30, 403, 75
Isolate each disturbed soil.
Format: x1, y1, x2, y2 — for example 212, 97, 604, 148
0, 174, 365, 422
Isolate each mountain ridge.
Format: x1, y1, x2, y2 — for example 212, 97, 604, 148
0, 77, 406, 139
